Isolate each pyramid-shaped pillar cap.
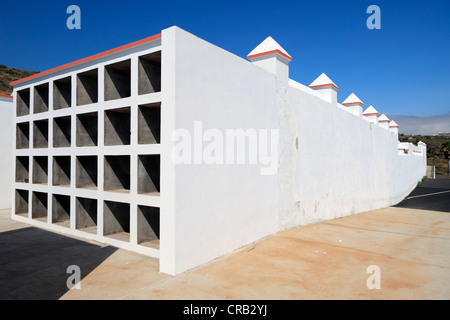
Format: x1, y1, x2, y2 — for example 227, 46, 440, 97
309, 73, 338, 90
362, 105, 380, 116
247, 36, 292, 62
389, 120, 399, 128
342, 93, 364, 106
378, 114, 390, 123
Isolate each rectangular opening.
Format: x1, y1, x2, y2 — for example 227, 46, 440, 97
52, 194, 70, 227
53, 76, 71, 110
53, 116, 71, 148
77, 69, 98, 106
104, 156, 130, 193
138, 103, 161, 144
137, 205, 160, 249
104, 107, 131, 146
138, 51, 161, 95
16, 88, 30, 116
76, 197, 97, 234
76, 112, 98, 146
76, 156, 97, 189
104, 60, 131, 101
33, 119, 48, 148
15, 189, 29, 216
32, 191, 48, 221
53, 156, 71, 187
138, 155, 160, 195
104, 200, 130, 242
33, 156, 48, 184
16, 122, 29, 149
16, 156, 29, 183
33, 83, 49, 114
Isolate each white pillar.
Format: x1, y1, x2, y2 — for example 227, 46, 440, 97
247, 36, 291, 83
362, 105, 380, 125
342, 93, 364, 117
309, 73, 338, 105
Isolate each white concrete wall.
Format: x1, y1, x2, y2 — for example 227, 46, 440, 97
0, 96, 13, 209
161, 27, 280, 275
281, 83, 426, 228
160, 27, 426, 275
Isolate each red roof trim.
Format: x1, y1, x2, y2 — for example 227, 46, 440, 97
10, 33, 162, 86
0, 94, 13, 99
247, 49, 292, 61
389, 125, 399, 128
309, 83, 339, 90
362, 112, 380, 116
378, 120, 390, 122
342, 102, 364, 106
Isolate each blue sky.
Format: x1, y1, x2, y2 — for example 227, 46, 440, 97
1, 0, 449, 117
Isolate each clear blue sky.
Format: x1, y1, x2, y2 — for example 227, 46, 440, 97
1, 0, 449, 116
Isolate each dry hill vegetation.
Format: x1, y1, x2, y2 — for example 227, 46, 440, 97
0, 64, 39, 95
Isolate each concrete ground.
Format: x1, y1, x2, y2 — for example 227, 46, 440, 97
1, 179, 449, 300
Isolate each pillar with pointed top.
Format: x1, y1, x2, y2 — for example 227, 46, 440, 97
247, 36, 292, 83
389, 120, 399, 135
378, 114, 390, 130
342, 93, 364, 117
309, 73, 338, 105
362, 105, 380, 125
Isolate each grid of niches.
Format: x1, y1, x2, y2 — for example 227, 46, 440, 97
13, 50, 161, 251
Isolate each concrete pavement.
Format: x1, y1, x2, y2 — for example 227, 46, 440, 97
1, 181, 449, 299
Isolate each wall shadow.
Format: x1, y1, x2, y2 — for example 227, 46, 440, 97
0, 226, 116, 300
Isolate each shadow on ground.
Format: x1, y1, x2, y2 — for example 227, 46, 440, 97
394, 175, 450, 213
0, 227, 116, 300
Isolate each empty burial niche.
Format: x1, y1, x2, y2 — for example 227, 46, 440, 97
52, 194, 70, 227
16, 156, 29, 183
137, 205, 160, 249
138, 155, 160, 195
76, 197, 97, 234
15, 189, 29, 217
104, 201, 130, 242
52, 156, 71, 187
16, 122, 29, 149
53, 116, 71, 148
76, 156, 97, 189
104, 156, 130, 193
138, 103, 161, 144
53, 76, 71, 110
76, 112, 98, 147
77, 69, 98, 106
33, 156, 48, 184
33, 83, 49, 114
16, 88, 30, 116
104, 107, 131, 146
33, 119, 49, 148
32, 191, 48, 222
138, 51, 161, 95
104, 59, 131, 101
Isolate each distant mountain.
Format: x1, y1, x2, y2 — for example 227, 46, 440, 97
387, 112, 450, 135
0, 65, 39, 95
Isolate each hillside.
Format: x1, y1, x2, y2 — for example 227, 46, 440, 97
0, 64, 39, 95
400, 134, 450, 175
